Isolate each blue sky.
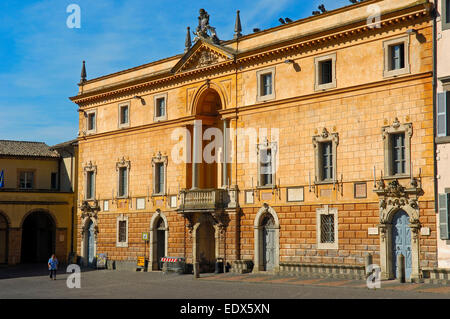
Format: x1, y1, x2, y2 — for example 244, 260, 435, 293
0, 0, 348, 146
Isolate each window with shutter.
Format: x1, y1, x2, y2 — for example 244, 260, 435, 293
321, 142, 333, 180
391, 133, 406, 175
155, 163, 165, 194
320, 60, 333, 84
390, 44, 405, 70
444, 0, 450, 29
118, 167, 128, 197
437, 92, 449, 137
439, 193, 450, 240
260, 148, 273, 186
261, 73, 272, 96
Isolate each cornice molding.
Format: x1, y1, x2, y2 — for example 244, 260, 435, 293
70, 4, 430, 105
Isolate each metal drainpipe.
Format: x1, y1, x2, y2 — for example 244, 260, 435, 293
432, 4, 438, 214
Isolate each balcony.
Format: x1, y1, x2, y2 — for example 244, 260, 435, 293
178, 188, 228, 211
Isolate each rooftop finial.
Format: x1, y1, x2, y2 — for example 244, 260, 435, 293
79, 60, 87, 85
234, 10, 242, 39
185, 27, 192, 52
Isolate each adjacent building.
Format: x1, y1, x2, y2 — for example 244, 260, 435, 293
434, 0, 450, 269
0, 140, 78, 265
71, 0, 437, 281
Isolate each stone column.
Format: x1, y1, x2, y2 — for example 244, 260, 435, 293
8, 228, 22, 265
192, 120, 202, 189
379, 223, 393, 280
222, 119, 229, 188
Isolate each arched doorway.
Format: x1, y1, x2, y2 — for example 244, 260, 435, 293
149, 211, 169, 271
262, 214, 276, 271
254, 204, 280, 272
392, 210, 412, 280
197, 220, 216, 273
21, 211, 56, 263
0, 214, 8, 264
189, 87, 225, 190
155, 218, 166, 270
85, 219, 96, 267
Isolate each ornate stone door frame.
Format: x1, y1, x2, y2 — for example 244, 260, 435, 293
253, 204, 280, 273
149, 210, 169, 271
80, 200, 99, 267
375, 179, 423, 282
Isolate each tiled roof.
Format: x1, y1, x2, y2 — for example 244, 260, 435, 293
0, 140, 59, 158
50, 139, 78, 150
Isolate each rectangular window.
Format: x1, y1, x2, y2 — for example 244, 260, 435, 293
118, 167, 128, 197
51, 172, 57, 190
391, 133, 406, 175
437, 92, 450, 137
87, 112, 96, 131
156, 98, 166, 118
319, 60, 333, 85
118, 220, 127, 243
155, 163, 165, 194
439, 193, 450, 240
389, 43, 405, 71
320, 214, 335, 243
321, 142, 333, 180
119, 105, 129, 125
261, 73, 272, 96
444, 0, 450, 28
383, 37, 410, 77
260, 148, 273, 186
447, 0, 450, 23
19, 171, 33, 189
86, 171, 95, 199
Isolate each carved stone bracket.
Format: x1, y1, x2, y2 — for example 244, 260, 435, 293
374, 179, 423, 224
211, 211, 230, 234
80, 199, 100, 219
182, 212, 195, 233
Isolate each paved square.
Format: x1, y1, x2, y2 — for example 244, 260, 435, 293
0, 265, 449, 299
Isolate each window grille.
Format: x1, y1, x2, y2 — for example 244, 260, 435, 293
320, 214, 335, 243
118, 220, 127, 243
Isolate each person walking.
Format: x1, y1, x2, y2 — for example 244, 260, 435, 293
48, 254, 58, 280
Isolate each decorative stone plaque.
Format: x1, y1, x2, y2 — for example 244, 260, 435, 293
261, 192, 272, 201
354, 182, 367, 198
103, 200, 109, 211
170, 195, 177, 208
420, 227, 430, 236
368, 227, 379, 235
287, 187, 304, 202
155, 199, 164, 207
245, 190, 254, 204
320, 189, 332, 197
136, 198, 145, 210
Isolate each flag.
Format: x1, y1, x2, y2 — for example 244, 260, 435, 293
0, 170, 4, 188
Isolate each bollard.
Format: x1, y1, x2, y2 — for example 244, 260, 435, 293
194, 262, 200, 278
365, 254, 373, 277
397, 254, 405, 283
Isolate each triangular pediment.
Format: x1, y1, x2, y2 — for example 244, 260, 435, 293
172, 38, 236, 74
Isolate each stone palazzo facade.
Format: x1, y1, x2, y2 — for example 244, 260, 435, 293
71, 0, 437, 281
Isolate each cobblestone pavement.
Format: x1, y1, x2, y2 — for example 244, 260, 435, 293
0, 265, 449, 299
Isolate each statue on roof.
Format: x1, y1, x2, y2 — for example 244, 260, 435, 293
193, 9, 220, 44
